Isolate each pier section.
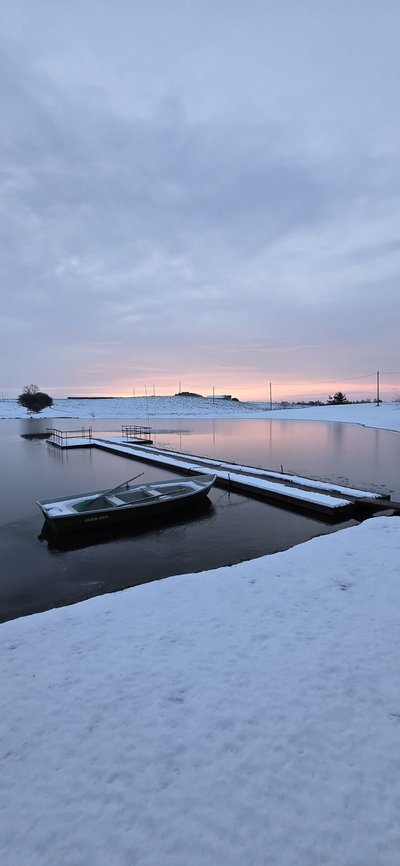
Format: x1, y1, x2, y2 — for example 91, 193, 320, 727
46, 429, 393, 520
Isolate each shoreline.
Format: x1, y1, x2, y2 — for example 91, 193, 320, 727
1, 396, 400, 434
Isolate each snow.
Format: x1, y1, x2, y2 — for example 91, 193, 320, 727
1, 399, 400, 864
90, 437, 382, 504
1, 518, 400, 865
125, 442, 381, 498
2, 395, 400, 433
89, 439, 352, 509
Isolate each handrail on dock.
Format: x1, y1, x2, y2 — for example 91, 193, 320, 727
121, 425, 152, 440
47, 427, 92, 445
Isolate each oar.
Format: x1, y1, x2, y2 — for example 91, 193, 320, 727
102, 472, 145, 497
81, 472, 145, 508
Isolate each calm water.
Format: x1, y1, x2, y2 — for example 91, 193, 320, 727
1, 416, 398, 622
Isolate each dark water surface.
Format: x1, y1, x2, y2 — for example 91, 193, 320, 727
1, 416, 398, 622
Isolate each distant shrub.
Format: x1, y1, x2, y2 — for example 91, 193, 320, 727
327, 391, 349, 405
17, 384, 53, 414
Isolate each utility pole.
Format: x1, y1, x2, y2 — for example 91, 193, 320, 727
269, 381, 272, 411
376, 370, 380, 405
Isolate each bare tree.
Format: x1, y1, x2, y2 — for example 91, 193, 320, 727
17, 384, 53, 413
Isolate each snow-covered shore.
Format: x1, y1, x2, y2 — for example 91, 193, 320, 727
2, 395, 400, 433
1, 399, 400, 864
1, 518, 400, 865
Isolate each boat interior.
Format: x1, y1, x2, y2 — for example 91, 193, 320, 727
72, 483, 192, 512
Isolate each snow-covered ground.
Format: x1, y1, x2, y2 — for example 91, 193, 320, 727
1, 518, 400, 865
2, 395, 400, 433
1, 399, 400, 864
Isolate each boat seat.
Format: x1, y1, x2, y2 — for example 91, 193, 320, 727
104, 495, 126, 506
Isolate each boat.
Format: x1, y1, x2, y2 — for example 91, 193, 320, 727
37, 473, 216, 533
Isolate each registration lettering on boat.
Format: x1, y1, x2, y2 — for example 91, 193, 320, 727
84, 515, 109, 523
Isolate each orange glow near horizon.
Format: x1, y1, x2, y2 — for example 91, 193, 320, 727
57, 374, 398, 403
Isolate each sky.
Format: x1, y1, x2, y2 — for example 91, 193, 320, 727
1, 0, 400, 402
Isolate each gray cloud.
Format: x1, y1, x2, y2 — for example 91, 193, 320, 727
1, 2, 400, 398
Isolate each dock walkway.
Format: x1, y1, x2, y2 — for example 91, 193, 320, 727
46, 432, 392, 519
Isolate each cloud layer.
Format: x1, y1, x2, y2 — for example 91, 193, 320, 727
1, 1, 400, 399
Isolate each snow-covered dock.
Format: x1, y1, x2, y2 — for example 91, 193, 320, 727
47, 432, 391, 518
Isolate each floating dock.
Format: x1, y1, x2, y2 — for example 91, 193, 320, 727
46, 430, 393, 519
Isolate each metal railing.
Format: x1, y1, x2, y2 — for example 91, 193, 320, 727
47, 427, 92, 446
121, 425, 152, 440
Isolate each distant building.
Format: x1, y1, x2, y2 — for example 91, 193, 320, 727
174, 391, 204, 398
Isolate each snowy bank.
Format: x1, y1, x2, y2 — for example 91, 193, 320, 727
1, 517, 400, 865
267, 400, 400, 433
1, 396, 400, 433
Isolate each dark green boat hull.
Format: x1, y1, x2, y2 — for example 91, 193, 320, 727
37, 474, 216, 534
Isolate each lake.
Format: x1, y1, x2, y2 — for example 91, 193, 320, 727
1, 416, 398, 622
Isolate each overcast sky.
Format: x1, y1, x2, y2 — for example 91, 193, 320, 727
1, 0, 400, 401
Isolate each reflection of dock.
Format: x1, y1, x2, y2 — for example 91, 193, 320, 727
45, 431, 393, 519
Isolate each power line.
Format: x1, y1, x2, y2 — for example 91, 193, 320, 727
311, 374, 376, 384
277, 373, 375, 386
277, 371, 400, 386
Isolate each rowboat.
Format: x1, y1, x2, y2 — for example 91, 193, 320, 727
37, 473, 216, 533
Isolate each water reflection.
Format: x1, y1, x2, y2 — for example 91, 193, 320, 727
1, 415, 399, 623
19, 417, 52, 438
12, 414, 400, 500
150, 417, 398, 498
20, 431, 49, 440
